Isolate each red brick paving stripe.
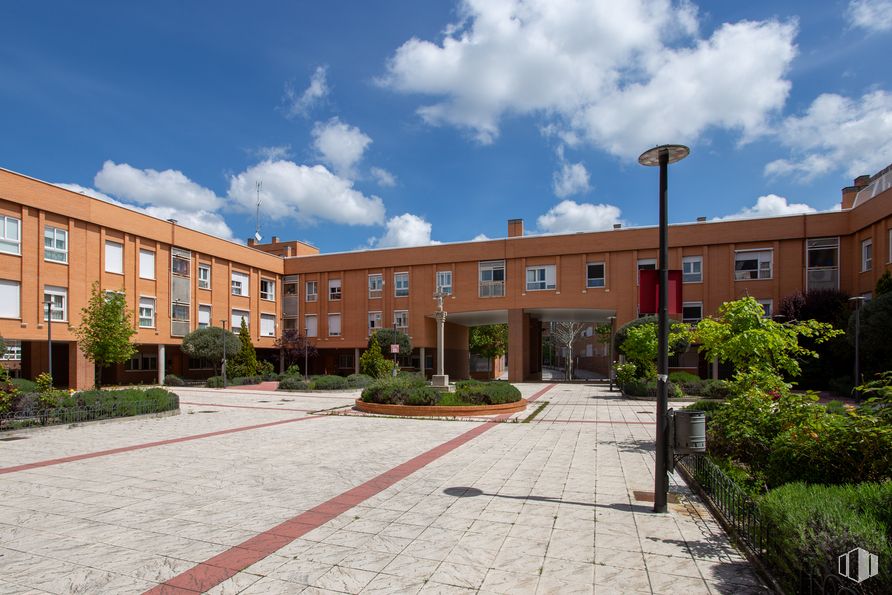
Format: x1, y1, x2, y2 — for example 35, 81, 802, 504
179, 402, 315, 413
526, 384, 556, 403
145, 384, 557, 594
537, 419, 654, 425
0, 415, 321, 476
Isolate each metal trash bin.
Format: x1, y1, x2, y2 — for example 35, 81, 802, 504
672, 410, 706, 454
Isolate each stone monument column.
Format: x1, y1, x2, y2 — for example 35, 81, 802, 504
432, 292, 449, 389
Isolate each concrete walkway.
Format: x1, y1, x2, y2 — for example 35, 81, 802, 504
0, 383, 765, 594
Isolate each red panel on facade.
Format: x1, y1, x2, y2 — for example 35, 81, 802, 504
639, 270, 682, 315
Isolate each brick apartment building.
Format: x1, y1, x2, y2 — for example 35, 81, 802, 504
1, 164, 890, 388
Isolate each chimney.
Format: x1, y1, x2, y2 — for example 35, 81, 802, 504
247, 238, 255, 247
508, 219, 524, 237
271, 236, 279, 244
696, 216, 706, 222
613, 223, 622, 229
841, 174, 871, 209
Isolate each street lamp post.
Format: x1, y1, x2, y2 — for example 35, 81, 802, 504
607, 315, 616, 391
221, 320, 228, 388
849, 296, 866, 393
304, 327, 309, 380
638, 144, 690, 514
45, 300, 53, 381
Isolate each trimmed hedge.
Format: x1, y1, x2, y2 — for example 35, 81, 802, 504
278, 376, 311, 391
361, 376, 438, 406
454, 380, 522, 405
11, 378, 37, 392
206, 376, 225, 388
622, 379, 684, 399
346, 373, 374, 388
310, 375, 348, 390
163, 374, 185, 387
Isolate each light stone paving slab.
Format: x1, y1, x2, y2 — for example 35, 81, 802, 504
0, 383, 765, 594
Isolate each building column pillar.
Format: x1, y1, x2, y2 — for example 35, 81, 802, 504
432, 312, 449, 387
419, 347, 426, 377
158, 344, 166, 385
508, 308, 530, 383
354, 348, 360, 374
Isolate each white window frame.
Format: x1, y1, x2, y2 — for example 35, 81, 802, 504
436, 271, 453, 295
44, 226, 68, 263
261, 313, 277, 337
526, 265, 556, 291
231, 271, 249, 296
734, 249, 773, 281
198, 304, 211, 328
329, 279, 342, 301
328, 313, 341, 337
394, 272, 409, 297
586, 262, 605, 288
0, 280, 21, 319
139, 249, 155, 280
1, 339, 21, 361
138, 297, 156, 328
306, 281, 318, 302
305, 314, 318, 337
806, 237, 839, 291
231, 309, 250, 330
105, 240, 124, 274
368, 311, 382, 333
682, 256, 702, 284
682, 301, 703, 323
758, 299, 773, 318
0, 216, 21, 255
862, 239, 873, 272
368, 274, 383, 299
394, 310, 408, 331
198, 264, 211, 289
44, 286, 67, 321
261, 278, 276, 301
479, 260, 505, 298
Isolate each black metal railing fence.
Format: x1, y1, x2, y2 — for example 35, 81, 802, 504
0, 394, 179, 431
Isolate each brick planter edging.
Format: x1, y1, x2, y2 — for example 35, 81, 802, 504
354, 398, 528, 417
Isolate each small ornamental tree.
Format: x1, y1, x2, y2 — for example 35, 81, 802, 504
228, 318, 259, 378
73, 283, 137, 388
548, 322, 588, 380
276, 328, 317, 372
181, 326, 240, 376
368, 328, 411, 356
359, 338, 392, 379
469, 324, 508, 373
618, 321, 692, 379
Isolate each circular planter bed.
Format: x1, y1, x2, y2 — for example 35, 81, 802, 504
354, 398, 528, 417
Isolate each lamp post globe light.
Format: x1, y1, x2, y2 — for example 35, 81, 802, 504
638, 144, 690, 514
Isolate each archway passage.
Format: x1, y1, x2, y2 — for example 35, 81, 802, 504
444, 308, 616, 383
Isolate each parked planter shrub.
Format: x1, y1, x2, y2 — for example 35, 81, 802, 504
346, 373, 374, 388
278, 376, 311, 391
163, 374, 185, 387
311, 375, 348, 390
360, 376, 438, 406
454, 380, 521, 405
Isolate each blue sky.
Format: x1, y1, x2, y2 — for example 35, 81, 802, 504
1, 0, 891, 252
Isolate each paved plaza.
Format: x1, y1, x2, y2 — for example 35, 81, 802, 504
0, 383, 766, 594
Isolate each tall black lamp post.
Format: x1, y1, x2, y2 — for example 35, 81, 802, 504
221, 320, 228, 388
638, 144, 690, 514
849, 296, 866, 392
45, 300, 53, 381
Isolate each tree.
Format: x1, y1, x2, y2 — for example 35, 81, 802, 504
228, 318, 259, 378
72, 283, 137, 388
548, 322, 587, 380
618, 321, 692, 379
469, 324, 508, 373
368, 328, 411, 356
848, 292, 892, 378
696, 296, 841, 380
276, 328, 317, 372
877, 270, 892, 297
359, 338, 393, 379
181, 326, 240, 376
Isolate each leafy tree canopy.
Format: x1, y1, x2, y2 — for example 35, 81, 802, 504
618, 321, 692, 379
181, 326, 240, 374
72, 283, 137, 387
848, 292, 892, 378
469, 324, 508, 359
877, 270, 892, 297
368, 328, 411, 356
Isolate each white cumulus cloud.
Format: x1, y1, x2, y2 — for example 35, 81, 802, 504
227, 159, 385, 226
283, 65, 329, 118
95, 160, 224, 211
311, 117, 373, 178
373, 213, 439, 248
553, 160, 590, 197
847, 0, 892, 32
715, 194, 817, 220
765, 90, 892, 181
381, 0, 796, 156
371, 166, 397, 187
536, 200, 623, 233
471, 233, 492, 241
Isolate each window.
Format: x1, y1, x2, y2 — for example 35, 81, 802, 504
734, 250, 772, 280
586, 263, 605, 288
305, 314, 317, 337
231, 271, 249, 296
139, 297, 155, 328
328, 313, 341, 336
329, 279, 342, 301
682, 302, 703, 323
198, 305, 211, 329
806, 238, 839, 291
261, 278, 276, 301
1, 339, 21, 361
105, 240, 123, 274
139, 249, 155, 279
283, 276, 299, 318
306, 281, 318, 302
44, 286, 67, 321
44, 227, 68, 263
172, 304, 189, 323
126, 353, 158, 371
526, 265, 556, 291
479, 260, 505, 297
368, 311, 382, 333
231, 309, 249, 330
637, 258, 656, 284
436, 271, 453, 295
682, 256, 702, 283
261, 313, 276, 337
758, 299, 773, 318
585, 344, 593, 358
338, 353, 354, 369
368, 274, 383, 299
394, 272, 409, 297
0, 280, 20, 318
394, 310, 408, 331
0, 216, 20, 255
187, 357, 213, 370
198, 264, 211, 289
862, 239, 873, 272
171, 252, 190, 276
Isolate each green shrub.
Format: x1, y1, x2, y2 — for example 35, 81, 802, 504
11, 378, 37, 392
669, 371, 700, 383
311, 375, 348, 390
359, 340, 391, 379
454, 380, 521, 405
206, 376, 225, 388
229, 376, 264, 386
361, 376, 436, 405
613, 362, 637, 386
346, 373, 374, 388
163, 374, 185, 387
823, 400, 849, 416
828, 375, 854, 397
700, 379, 731, 399
36, 372, 54, 393
278, 376, 311, 391
621, 379, 683, 399
686, 399, 726, 414
760, 482, 892, 591
284, 364, 302, 377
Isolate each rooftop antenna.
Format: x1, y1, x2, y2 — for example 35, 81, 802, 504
254, 180, 263, 243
